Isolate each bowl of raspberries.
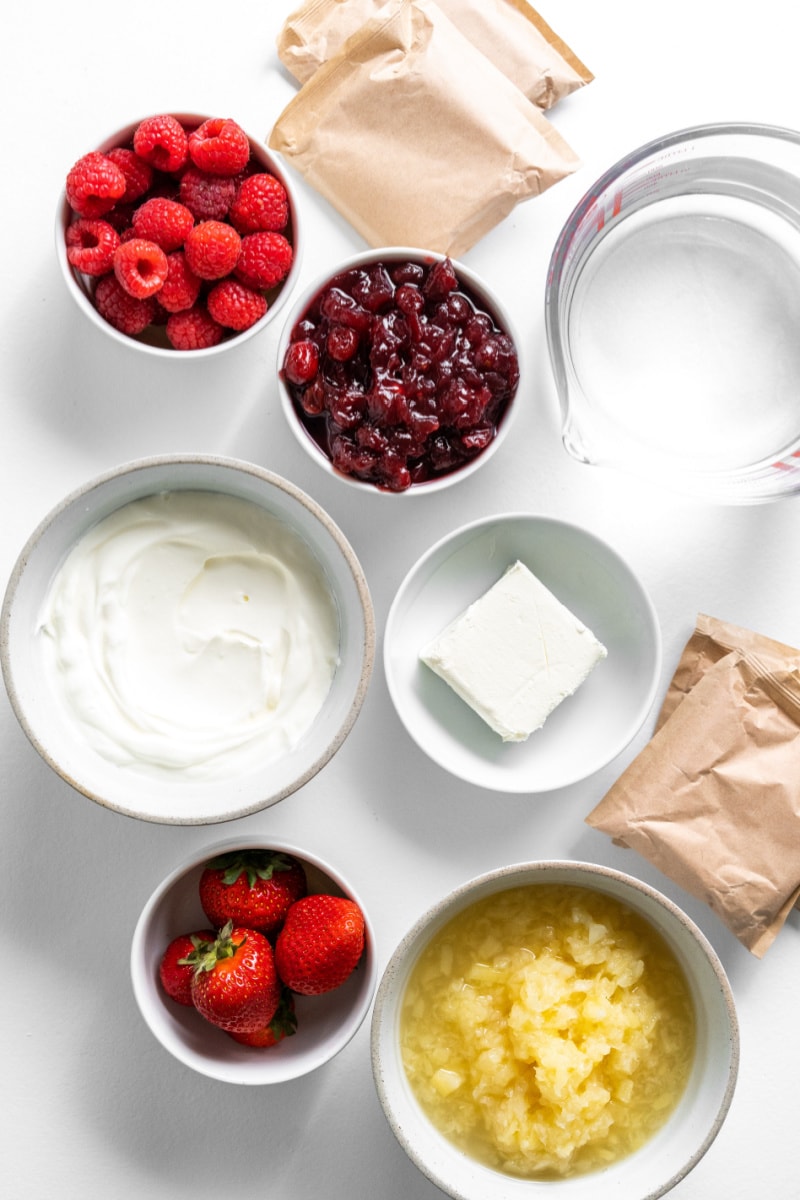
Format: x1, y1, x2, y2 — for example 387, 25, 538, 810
277, 248, 521, 493
59, 113, 300, 354
131, 837, 376, 1083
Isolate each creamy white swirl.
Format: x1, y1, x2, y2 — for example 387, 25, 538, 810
38, 490, 340, 778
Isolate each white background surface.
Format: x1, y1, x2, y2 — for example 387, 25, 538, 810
3, 2, 799, 1197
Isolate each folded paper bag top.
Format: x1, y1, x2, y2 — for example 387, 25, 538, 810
586, 614, 800, 958
276, 0, 593, 109
268, 0, 580, 258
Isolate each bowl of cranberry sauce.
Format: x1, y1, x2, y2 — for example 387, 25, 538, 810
277, 249, 521, 493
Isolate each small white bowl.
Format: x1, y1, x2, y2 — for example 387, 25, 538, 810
132, 835, 377, 1084
277, 247, 521, 494
57, 112, 302, 357
371, 860, 739, 1199
384, 513, 661, 792
1, 454, 375, 824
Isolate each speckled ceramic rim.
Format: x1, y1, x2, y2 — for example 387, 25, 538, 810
131, 833, 379, 1084
371, 860, 740, 1200
275, 246, 522, 496
56, 112, 303, 359
0, 453, 375, 824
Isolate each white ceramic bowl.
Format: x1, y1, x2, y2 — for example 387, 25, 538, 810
132, 835, 377, 1084
57, 111, 302, 357
277, 247, 521, 494
384, 513, 661, 792
0, 454, 375, 823
371, 860, 739, 1200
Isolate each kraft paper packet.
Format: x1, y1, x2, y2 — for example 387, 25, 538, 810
586, 614, 800, 957
276, 0, 593, 109
268, 0, 580, 257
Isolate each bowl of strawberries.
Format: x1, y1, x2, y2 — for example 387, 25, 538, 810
58, 112, 301, 355
131, 836, 376, 1083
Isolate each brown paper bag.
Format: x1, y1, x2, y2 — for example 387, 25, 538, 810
268, 0, 580, 257
276, 0, 593, 108
586, 614, 800, 957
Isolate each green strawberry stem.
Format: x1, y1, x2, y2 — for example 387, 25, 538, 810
205, 850, 294, 889
178, 920, 246, 974
270, 989, 298, 1039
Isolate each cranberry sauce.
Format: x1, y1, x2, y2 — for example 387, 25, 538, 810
281, 257, 519, 492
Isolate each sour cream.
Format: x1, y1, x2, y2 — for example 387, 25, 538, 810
37, 490, 340, 779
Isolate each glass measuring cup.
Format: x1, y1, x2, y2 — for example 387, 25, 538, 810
545, 123, 800, 502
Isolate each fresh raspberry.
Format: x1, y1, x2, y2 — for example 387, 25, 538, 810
103, 202, 136, 234
229, 173, 289, 234
188, 118, 250, 177
94, 274, 157, 335
166, 304, 224, 350
113, 237, 169, 299
133, 114, 188, 173
157, 251, 202, 313
105, 147, 153, 203
65, 218, 120, 276
65, 151, 127, 218
235, 231, 293, 289
132, 197, 194, 251
207, 279, 268, 330
179, 167, 237, 220
184, 219, 241, 280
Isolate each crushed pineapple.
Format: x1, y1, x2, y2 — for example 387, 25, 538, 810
400, 884, 695, 1180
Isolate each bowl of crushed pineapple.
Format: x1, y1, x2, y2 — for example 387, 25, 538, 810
370, 860, 738, 1199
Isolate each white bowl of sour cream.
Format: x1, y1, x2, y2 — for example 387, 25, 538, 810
1, 455, 375, 823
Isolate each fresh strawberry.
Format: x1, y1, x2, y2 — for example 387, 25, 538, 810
198, 850, 307, 934
184, 921, 280, 1034
275, 894, 365, 996
228, 988, 297, 1048
158, 930, 215, 1006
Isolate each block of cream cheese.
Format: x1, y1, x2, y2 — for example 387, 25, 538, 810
419, 561, 607, 742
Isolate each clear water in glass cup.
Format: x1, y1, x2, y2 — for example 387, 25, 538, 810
545, 123, 800, 502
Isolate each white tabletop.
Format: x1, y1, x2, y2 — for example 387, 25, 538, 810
3, 3, 799, 1197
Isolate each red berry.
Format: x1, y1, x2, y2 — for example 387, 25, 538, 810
327, 325, 360, 362
113, 237, 169, 299
132, 196, 194, 252
184, 219, 241, 280
179, 167, 237, 220
94, 274, 157, 335
159, 930, 216, 1006
65, 218, 120, 276
229, 173, 289, 234
166, 304, 224, 350
188, 117, 251, 176
227, 989, 297, 1047
188, 922, 281, 1034
157, 251, 202, 313
236, 231, 293, 289
103, 202, 136, 234
65, 151, 127, 218
283, 340, 319, 386
274, 894, 365, 996
106, 147, 153, 204
207, 278, 268, 331
133, 114, 188, 173
198, 851, 308, 933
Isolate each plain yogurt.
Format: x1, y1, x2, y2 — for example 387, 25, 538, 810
37, 490, 340, 779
